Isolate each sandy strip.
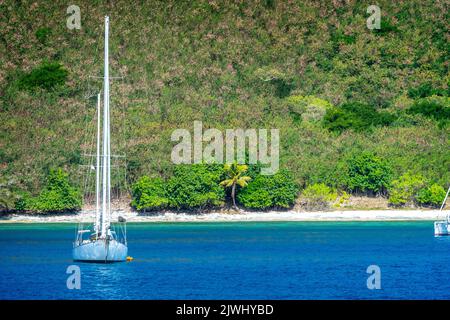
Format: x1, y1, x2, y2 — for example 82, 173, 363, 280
0, 209, 448, 223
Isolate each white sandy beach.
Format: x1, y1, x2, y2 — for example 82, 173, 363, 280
0, 209, 448, 223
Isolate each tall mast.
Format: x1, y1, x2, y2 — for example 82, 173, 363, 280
95, 93, 101, 236
101, 16, 110, 238
106, 16, 111, 234
107, 60, 111, 231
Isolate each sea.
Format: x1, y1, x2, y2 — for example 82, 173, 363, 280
0, 221, 449, 299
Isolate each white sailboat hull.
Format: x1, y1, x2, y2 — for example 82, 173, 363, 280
434, 221, 450, 236
73, 239, 128, 262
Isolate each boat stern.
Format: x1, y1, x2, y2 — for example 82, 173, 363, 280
434, 221, 450, 236
73, 239, 128, 262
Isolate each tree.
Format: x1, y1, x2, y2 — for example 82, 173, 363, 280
26, 168, 82, 213
237, 169, 298, 209
131, 176, 168, 212
220, 163, 251, 210
344, 152, 392, 195
388, 173, 427, 206
166, 164, 225, 210
416, 184, 447, 207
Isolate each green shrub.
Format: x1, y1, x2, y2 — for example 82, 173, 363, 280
323, 107, 364, 132
18, 62, 68, 90
301, 183, 337, 210
332, 30, 356, 45
388, 173, 427, 206
408, 83, 446, 99
334, 191, 350, 208
245, 162, 263, 180
14, 190, 32, 212
323, 102, 396, 133
237, 169, 298, 209
166, 164, 225, 210
238, 188, 273, 209
407, 96, 450, 121
131, 176, 168, 211
374, 19, 399, 35
24, 168, 82, 213
416, 184, 446, 207
344, 152, 392, 195
35, 27, 51, 43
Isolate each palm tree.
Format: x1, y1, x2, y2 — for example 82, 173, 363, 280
220, 163, 251, 210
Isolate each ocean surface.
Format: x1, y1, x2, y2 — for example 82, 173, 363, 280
0, 221, 449, 299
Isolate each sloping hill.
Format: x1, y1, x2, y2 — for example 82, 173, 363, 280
0, 0, 448, 200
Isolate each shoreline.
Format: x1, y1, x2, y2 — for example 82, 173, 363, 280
0, 209, 448, 223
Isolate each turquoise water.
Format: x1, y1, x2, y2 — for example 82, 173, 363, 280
0, 221, 449, 299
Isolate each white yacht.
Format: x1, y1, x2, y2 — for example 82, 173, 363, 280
73, 16, 128, 262
434, 186, 450, 236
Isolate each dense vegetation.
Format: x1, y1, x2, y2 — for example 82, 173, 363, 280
0, 0, 448, 212
131, 163, 298, 211
14, 168, 82, 213
237, 169, 298, 209
132, 164, 227, 211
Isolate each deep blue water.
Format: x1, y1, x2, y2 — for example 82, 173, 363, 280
0, 221, 449, 299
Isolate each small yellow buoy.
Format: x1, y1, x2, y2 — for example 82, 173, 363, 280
126, 256, 134, 262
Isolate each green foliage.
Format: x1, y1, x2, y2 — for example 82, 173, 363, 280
1, 1, 449, 207
18, 62, 68, 90
35, 27, 51, 43
388, 173, 427, 206
0, 177, 21, 212
245, 162, 263, 181
237, 169, 298, 209
20, 168, 82, 213
286, 95, 334, 123
166, 164, 225, 210
332, 30, 356, 45
220, 163, 251, 189
322, 107, 364, 133
407, 96, 450, 122
220, 163, 251, 209
131, 176, 168, 211
301, 183, 337, 210
130, 165, 226, 211
344, 152, 392, 195
323, 102, 397, 133
416, 184, 446, 207
374, 19, 399, 35
131, 165, 225, 211
13, 192, 31, 212
407, 83, 447, 99
334, 191, 350, 208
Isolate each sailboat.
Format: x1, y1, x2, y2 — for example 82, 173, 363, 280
434, 186, 450, 236
73, 16, 128, 262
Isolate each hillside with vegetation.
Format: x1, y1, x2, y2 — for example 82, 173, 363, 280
0, 0, 448, 212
